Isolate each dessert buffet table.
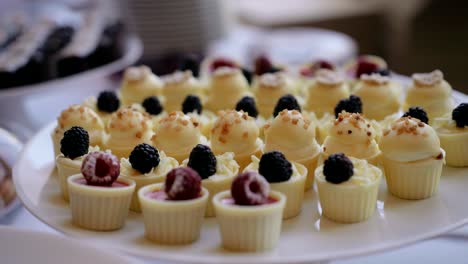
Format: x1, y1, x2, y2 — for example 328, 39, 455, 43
2, 206, 467, 263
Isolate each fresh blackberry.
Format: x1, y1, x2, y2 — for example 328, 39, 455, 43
235, 96, 258, 118
182, 95, 202, 114
258, 151, 293, 183
187, 144, 217, 179
142, 96, 163, 115
334, 95, 362, 117
165, 167, 202, 200
60, 126, 89, 159
129, 143, 160, 174
241, 68, 253, 84
231, 171, 270, 206
179, 54, 200, 77
403, 106, 429, 124
452, 103, 468, 128
323, 153, 354, 184
97, 90, 120, 113
273, 94, 301, 117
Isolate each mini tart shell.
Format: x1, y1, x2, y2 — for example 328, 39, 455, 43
67, 174, 135, 231
244, 161, 307, 219
315, 163, 382, 223
213, 190, 286, 252
437, 130, 468, 167
138, 184, 208, 244
56, 155, 82, 201
382, 151, 444, 199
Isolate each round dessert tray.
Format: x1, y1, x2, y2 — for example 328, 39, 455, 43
13, 91, 468, 264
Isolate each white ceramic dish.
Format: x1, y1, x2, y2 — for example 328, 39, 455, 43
13, 103, 468, 264
0, 226, 136, 264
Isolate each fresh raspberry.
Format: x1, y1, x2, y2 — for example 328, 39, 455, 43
129, 143, 160, 174
300, 60, 335, 77
334, 95, 362, 118
254, 55, 281, 75
452, 103, 468, 128
187, 144, 217, 180
273, 94, 301, 117
231, 171, 270, 206
403, 106, 429, 124
81, 152, 120, 186
97, 90, 120, 113
323, 153, 354, 184
165, 167, 202, 200
259, 151, 293, 183
142, 96, 163, 115
210, 58, 237, 72
182, 95, 202, 114
235, 96, 258, 118
60, 126, 89, 159
355, 60, 379, 78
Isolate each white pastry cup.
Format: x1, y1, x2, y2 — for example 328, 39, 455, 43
56, 156, 81, 201
295, 153, 320, 191
438, 132, 468, 167
383, 152, 444, 200
315, 165, 382, 223
213, 190, 286, 252
271, 163, 307, 219
120, 173, 165, 213
68, 174, 135, 231
51, 131, 61, 161
202, 176, 235, 217
138, 183, 208, 244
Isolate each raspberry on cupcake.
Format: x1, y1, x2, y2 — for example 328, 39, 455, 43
244, 151, 307, 219
138, 167, 209, 244
68, 151, 136, 231
213, 171, 286, 251
182, 144, 239, 216
315, 153, 382, 223
120, 143, 179, 212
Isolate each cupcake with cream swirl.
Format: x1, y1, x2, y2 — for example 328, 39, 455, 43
52, 104, 105, 159
264, 110, 321, 190
322, 112, 381, 165
104, 107, 153, 158
405, 70, 454, 120
211, 110, 263, 170
354, 73, 401, 120
253, 72, 295, 117
152, 111, 207, 162
120, 65, 163, 106
380, 117, 445, 199
162, 70, 202, 113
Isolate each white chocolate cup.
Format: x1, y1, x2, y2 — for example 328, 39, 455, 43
138, 184, 208, 244
68, 174, 135, 231
295, 153, 320, 191
438, 132, 468, 167
56, 156, 81, 201
120, 173, 165, 212
213, 190, 286, 252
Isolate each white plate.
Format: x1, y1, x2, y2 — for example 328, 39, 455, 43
13, 110, 468, 264
0, 226, 136, 264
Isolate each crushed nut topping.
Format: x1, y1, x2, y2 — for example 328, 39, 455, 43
360, 73, 390, 85
124, 65, 151, 82
316, 69, 343, 85
412, 70, 443, 87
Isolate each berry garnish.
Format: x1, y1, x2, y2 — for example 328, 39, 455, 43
187, 144, 217, 179
273, 94, 301, 117
300, 60, 335, 77
231, 171, 270, 206
323, 153, 354, 184
452, 103, 468, 128
241, 67, 253, 84
334, 95, 363, 118
60, 126, 89, 159
182, 95, 202, 114
254, 55, 281, 75
371, 68, 391, 76
129, 143, 160, 174
81, 152, 120, 186
402, 106, 429, 124
97, 90, 120, 113
179, 54, 200, 77
235, 96, 259, 118
142, 96, 163, 115
259, 151, 293, 183
165, 167, 202, 200
355, 60, 379, 78
210, 58, 237, 72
